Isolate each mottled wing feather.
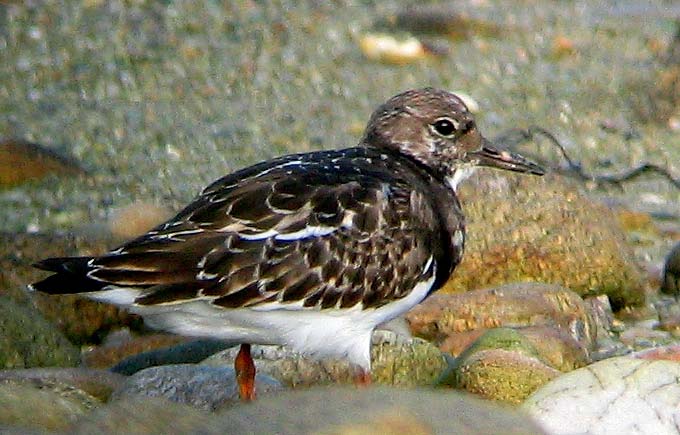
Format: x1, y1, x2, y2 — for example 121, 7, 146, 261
85, 149, 441, 311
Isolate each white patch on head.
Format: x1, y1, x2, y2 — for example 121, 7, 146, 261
445, 167, 476, 191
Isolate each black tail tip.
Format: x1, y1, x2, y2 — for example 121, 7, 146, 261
30, 256, 101, 295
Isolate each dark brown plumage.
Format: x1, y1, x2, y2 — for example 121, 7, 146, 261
30, 88, 544, 400
661, 242, 680, 298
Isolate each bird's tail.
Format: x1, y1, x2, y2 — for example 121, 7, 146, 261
30, 256, 107, 294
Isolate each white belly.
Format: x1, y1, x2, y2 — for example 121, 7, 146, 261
125, 266, 436, 370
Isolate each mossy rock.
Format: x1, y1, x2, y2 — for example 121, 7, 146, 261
0, 296, 80, 369
445, 174, 645, 309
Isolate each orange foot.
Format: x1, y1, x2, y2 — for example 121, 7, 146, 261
235, 343, 256, 401
354, 367, 372, 386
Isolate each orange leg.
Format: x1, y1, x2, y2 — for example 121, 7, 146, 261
234, 344, 256, 401
354, 367, 372, 386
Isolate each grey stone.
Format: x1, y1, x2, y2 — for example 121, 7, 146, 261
111, 364, 282, 411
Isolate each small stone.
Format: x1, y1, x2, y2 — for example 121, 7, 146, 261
0, 139, 87, 188
619, 324, 672, 349
111, 364, 282, 411
382, 5, 504, 40
655, 298, 680, 331
359, 33, 428, 65
631, 344, 680, 362
551, 35, 577, 58
107, 201, 174, 240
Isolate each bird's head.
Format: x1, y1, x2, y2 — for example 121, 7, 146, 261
361, 88, 545, 190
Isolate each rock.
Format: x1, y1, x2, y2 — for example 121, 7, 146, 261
439, 328, 561, 403
618, 322, 673, 349
583, 295, 630, 361
407, 283, 596, 366
0, 367, 126, 402
359, 33, 430, 65
202, 332, 448, 388
514, 325, 590, 372
69, 397, 210, 435
656, 298, 680, 331
109, 338, 236, 375
111, 364, 282, 411
661, 241, 680, 298
524, 357, 680, 434
631, 344, 680, 362
444, 174, 645, 308
0, 380, 99, 432
0, 232, 142, 344
0, 138, 86, 188
82, 332, 189, 370
0, 296, 80, 368
440, 325, 589, 373
381, 5, 504, 40
214, 386, 546, 434
445, 349, 560, 404
107, 200, 173, 240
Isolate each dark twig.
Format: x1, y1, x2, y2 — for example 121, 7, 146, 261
493, 126, 680, 190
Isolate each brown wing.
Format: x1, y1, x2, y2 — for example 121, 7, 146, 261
85, 149, 440, 310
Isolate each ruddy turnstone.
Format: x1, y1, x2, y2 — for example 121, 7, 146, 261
30, 88, 544, 400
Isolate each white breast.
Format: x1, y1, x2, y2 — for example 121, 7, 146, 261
120, 258, 437, 372
445, 167, 476, 191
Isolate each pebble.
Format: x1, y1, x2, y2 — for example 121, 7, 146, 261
111, 364, 282, 411
524, 357, 680, 435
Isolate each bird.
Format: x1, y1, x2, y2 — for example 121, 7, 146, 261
661, 242, 680, 299
30, 88, 545, 400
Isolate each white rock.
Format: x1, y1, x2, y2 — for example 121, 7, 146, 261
523, 356, 680, 435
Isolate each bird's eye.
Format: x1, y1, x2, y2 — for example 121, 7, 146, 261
432, 118, 457, 137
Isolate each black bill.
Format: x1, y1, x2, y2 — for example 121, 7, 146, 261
469, 138, 545, 175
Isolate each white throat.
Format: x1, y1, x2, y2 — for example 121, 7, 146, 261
445, 167, 477, 191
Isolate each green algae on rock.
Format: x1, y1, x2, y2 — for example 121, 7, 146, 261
407, 283, 596, 351
443, 348, 561, 404
203, 334, 448, 389
438, 328, 561, 403
0, 296, 80, 369
0, 381, 99, 432
443, 174, 645, 308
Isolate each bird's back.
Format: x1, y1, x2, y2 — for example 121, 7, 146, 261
31, 146, 460, 315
